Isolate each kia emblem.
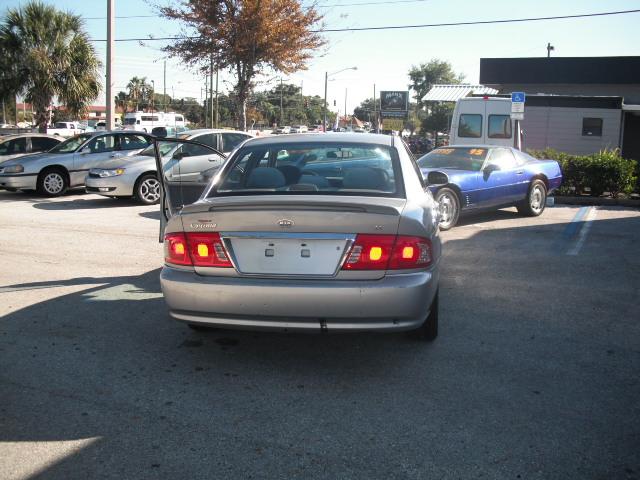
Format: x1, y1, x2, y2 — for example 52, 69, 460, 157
278, 219, 294, 228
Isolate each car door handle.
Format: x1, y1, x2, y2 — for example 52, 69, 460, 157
208, 157, 220, 162
110, 153, 123, 158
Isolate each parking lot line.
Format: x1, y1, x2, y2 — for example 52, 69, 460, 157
567, 206, 597, 256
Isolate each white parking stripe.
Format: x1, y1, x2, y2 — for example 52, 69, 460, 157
567, 207, 597, 256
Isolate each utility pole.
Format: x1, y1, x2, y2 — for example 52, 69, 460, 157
280, 78, 284, 126
209, 55, 214, 129
323, 72, 328, 132
373, 84, 377, 133
215, 66, 219, 128
547, 42, 555, 58
344, 88, 347, 128
163, 61, 166, 112
106, 0, 115, 130
204, 74, 209, 127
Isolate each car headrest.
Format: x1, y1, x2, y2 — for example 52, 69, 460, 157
342, 167, 388, 190
246, 167, 286, 189
277, 165, 302, 184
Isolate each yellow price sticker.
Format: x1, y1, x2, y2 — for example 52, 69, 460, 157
469, 148, 486, 156
437, 148, 455, 154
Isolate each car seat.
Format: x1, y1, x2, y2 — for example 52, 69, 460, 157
246, 167, 286, 189
342, 167, 389, 191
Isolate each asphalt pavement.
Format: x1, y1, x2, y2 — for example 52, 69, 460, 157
1, 189, 639, 479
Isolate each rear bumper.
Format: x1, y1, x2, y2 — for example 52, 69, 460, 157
160, 266, 439, 332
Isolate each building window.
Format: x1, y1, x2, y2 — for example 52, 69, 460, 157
458, 114, 482, 138
488, 115, 512, 139
582, 118, 603, 137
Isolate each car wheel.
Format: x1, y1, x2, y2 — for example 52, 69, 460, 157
135, 174, 161, 205
518, 179, 547, 216
37, 168, 68, 197
408, 289, 438, 341
435, 188, 460, 230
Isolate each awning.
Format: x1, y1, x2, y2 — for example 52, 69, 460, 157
422, 84, 499, 102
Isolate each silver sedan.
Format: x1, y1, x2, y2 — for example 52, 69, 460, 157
85, 129, 252, 204
158, 133, 442, 340
0, 131, 151, 196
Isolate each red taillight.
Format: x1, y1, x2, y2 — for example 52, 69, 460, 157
164, 232, 191, 265
342, 234, 432, 270
164, 232, 232, 268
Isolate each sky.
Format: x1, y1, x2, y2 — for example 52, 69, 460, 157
3, 0, 640, 117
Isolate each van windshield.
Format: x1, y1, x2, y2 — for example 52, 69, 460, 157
417, 147, 488, 171
124, 118, 137, 125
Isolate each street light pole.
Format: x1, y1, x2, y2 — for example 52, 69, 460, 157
323, 66, 357, 133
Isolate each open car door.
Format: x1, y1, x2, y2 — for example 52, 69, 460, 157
153, 137, 226, 241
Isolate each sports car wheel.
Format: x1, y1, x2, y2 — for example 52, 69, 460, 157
135, 174, 161, 205
435, 188, 460, 230
408, 289, 438, 341
518, 180, 547, 217
37, 168, 68, 197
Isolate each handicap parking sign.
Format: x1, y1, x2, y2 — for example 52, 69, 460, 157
511, 92, 526, 103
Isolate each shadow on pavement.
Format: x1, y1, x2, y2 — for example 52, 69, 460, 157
32, 196, 141, 210
139, 209, 160, 221
1, 214, 639, 479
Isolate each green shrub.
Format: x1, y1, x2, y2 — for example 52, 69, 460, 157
528, 148, 638, 197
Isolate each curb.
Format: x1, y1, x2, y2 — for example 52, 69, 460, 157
552, 196, 640, 208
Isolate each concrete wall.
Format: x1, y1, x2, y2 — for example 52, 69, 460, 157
522, 106, 622, 155
493, 84, 640, 105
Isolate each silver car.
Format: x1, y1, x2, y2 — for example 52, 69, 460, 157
157, 133, 442, 340
0, 133, 62, 164
85, 129, 253, 205
0, 131, 152, 196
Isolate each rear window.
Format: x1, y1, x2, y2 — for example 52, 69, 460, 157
488, 115, 512, 139
417, 147, 488, 171
211, 143, 402, 198
458, 114, 482, 138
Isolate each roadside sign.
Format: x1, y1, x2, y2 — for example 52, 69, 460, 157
511, 91, 525, 115
511, 92, 526, 103
510, 112, 524, 121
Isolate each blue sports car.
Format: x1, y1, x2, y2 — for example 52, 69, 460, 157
417, 146, 562, 229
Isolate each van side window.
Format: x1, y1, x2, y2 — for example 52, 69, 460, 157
488, 115, 512, 139
459, 114, 482, 138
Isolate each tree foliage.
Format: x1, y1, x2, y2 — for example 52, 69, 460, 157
408, 59, 464, 107
353, 97, 381, 122
159, 0, 325, 131
0, 1, 101, 132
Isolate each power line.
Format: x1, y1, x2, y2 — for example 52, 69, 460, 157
88, 9, 640, 41
82, 0, 428, 19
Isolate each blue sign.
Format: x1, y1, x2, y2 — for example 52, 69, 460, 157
511, 92, 526, 103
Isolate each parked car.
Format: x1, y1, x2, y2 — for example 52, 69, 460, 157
157, 133, 442, 339
85, 129, 252, 205
290, 125, 308, 133
0, 131, 153, 196
417, 145, 562, 229
47, 121, 83, 137
275, 126, 292, 134
0, 134, 62, 163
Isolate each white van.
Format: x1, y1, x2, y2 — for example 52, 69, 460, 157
123, 112, 186, 133
449, 97, 518, 148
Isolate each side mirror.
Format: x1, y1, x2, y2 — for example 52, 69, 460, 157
172, 151, 184, 161
484, 163, 500, 173
426, 170, 448, 186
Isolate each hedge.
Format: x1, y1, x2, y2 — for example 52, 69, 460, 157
528, 148, 638, 197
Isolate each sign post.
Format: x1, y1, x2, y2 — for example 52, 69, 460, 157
510, 92, 525, 150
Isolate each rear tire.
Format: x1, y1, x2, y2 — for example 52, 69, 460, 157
435, 188, 460, 230
517, 179, 547, 216
37, 168, 68, 197
408, 289, 438, 341
134, 173, 161, 205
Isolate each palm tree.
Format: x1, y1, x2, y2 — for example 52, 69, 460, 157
0, 2, 101, 133
126, 76, 153, 112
